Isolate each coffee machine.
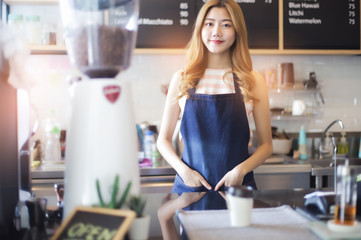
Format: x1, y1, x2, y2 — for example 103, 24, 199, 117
59, 0, 141, 217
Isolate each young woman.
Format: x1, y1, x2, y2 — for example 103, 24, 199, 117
157, 0, 272, 193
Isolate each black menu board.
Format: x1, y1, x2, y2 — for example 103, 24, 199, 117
283, 0, 360, 49
136, 0, 197, 48
136, 0, 279, 49
238, 0, 279, 49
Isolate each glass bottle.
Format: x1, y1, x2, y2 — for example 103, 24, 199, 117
8, 13, 24, 34
25, 15, 41, 45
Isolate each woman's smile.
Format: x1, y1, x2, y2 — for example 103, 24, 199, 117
209, 39, 224, 44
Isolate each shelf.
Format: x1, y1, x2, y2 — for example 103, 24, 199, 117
28, 47, 361, 55
29, 47, 186, 55
268, 87, 319, 94
133, 49, 361, 55
3, 0, 58, 4
30, 45, 66, 54
251, 49, 361, 55
133, 48, 186, 55
130, 48, 361, 55
271, 113, 318, 121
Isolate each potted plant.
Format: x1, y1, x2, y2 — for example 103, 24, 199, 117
127, 194, 151, 240
95, 174, 132, 209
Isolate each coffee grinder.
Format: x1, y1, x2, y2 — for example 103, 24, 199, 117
59, 0, 140, 217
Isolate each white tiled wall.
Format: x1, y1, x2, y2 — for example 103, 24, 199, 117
26, 54, 361, 140
252, 55, 361, 133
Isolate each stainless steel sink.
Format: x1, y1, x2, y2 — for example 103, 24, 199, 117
311, 158, 361, 168
310, 158, 361, 172
311, 158, 361, 189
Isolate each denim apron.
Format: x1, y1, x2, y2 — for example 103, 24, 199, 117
171, 76, 256, 193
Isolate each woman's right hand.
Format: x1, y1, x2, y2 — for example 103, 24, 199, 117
180, 168, 212, 190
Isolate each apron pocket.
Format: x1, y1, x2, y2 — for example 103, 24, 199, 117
171, 175, 204, 193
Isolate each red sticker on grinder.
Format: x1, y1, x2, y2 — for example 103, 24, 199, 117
103, 85, 121, 103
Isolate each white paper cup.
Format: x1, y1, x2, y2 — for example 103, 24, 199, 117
226, 186, 253, 227
292, 100, 306, 116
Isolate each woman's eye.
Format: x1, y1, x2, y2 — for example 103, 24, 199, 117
205, 22, 213, 27
223, 23, 232, 28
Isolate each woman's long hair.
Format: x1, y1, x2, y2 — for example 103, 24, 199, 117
178, 0, 258, 103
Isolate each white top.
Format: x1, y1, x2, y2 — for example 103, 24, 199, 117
179, 68, 254, 145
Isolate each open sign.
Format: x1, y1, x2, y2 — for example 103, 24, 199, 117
51, 207, 135, 240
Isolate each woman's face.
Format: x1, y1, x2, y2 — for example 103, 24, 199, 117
201, 7, 236, 56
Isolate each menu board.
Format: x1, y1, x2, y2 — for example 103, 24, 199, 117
137, 0, 278, 49
283, 0, 360, 49
136, 0, 197, 48
136, 0, 360, 51
237, 0, 279, 49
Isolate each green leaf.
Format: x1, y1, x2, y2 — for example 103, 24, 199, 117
109, 175, 119, 209
96, 179, 106, 208
129, 195, 146, 217
115, 181, 132, 209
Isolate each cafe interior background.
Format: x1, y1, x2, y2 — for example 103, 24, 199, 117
1, 2, 359, 162
1, 0, 361, 239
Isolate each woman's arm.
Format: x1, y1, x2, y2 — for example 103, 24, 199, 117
157, 70, 211, 189
215, 71, 273, 190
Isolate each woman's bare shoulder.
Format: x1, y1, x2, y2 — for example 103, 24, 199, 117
251, 70, 265, 84
171, 69, 184, 83
250, 70, 268, 97
168, 69, 184, 97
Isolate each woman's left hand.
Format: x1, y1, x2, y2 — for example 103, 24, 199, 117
214, 166, 244, 191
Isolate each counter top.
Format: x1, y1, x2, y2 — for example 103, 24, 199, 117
177, 206, 319, 240
31, 157, 314, 193
147, 188, 328, 240
10, 187, 361, 240
32, 157, 313, 179
5, 188, 330, 240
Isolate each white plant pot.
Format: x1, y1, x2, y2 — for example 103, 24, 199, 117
128, 214, 151, 240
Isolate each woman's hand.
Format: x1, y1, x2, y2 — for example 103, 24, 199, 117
214, 165, 245, 191
181, 168, 212, 190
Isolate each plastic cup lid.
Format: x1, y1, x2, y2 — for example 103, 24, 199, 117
227, 185, 253, 198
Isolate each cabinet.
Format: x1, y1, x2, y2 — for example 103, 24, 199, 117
2, 0, 65, 54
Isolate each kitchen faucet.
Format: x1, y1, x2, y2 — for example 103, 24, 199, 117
318, 119, 344, 159
319, 120, 345, 191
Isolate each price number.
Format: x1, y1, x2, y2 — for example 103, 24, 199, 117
180, 19, 189, 26
179, 2, 189, 26
348, 0, 357, 25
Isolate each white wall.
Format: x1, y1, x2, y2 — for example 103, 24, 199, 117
26, 54, 361, 140
252, 55, 361, 133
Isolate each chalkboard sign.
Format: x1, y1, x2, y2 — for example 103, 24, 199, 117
51, 207, 136, 240
137, 0, 278, 49
283, 0, 360, 49
136, 0, 197, 48
238, 0, 279, 49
